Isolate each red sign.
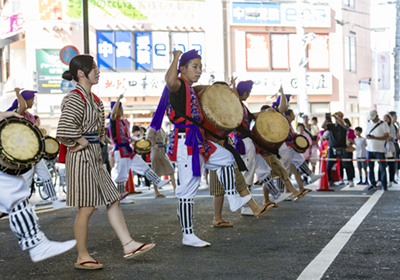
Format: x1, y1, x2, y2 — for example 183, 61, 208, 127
59, 45, 80, 65
245, 33, 270, 71
307, 34, 330, 71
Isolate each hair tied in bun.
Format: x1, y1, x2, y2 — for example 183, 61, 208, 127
62, 70, 74, 81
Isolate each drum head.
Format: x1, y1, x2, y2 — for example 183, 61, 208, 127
255, 111, 289, 144
1, 121, 40, 161
45, 136, 60, 154
200, 84, 243, 131
135, 139, 151, 150
295, 135, 309, 148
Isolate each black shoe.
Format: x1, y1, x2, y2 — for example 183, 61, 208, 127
393, 180, 398, 184
357, 181, 363, 185
382, 187, 388, 191
367, 185, 376, 190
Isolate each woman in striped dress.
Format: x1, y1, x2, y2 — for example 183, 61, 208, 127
56, 55, 154, 270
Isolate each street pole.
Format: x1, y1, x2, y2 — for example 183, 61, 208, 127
83, 0, 90, 54
222, 0, 231, 83
296, 0, 309, 116
394, 0, 400, 112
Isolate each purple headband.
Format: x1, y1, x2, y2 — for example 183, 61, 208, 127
107, 101, 122, 119
7, 90, 37, 112
272, 94, 292, 109
237, 80, 254, 95
177, 49, 201, 74
150, 49, 201, 131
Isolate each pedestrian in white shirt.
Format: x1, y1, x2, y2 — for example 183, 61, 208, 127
365, 110, 389, 190
354, 126, 368, 185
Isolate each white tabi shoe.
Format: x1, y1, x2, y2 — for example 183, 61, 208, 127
30, 237, 76, 262
274, 192, 293, 204
156, 179, 170, 188
52, 200, 66, 210
120, 197, 134, 204
227, 194, 252, 212
241, 205, 254, 216
182, 233, 211, 247
309, 173, 325, 184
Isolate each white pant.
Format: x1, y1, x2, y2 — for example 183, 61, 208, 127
22, 159, 51, 183
255, 154, 272, 181
241, 137, 256, 186
112, 152, 151, 183
279, 142, 306, 173
175, 137, 235, 199
0, 171, 30, 213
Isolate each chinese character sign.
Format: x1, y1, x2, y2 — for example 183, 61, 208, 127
378, 52, 390, 90
307, 34, 329, 71
115, 31, 133, 69
246, 33, 270, 71
135, 32, 152, 70
97, 31, 114, 69
232, 2, 280, 25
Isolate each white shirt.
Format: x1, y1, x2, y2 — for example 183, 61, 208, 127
354, 137, 367, 158
365, 120, 390, 153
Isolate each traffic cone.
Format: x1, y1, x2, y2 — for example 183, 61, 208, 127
126, 169, 142, 194
316, 159, 334, 191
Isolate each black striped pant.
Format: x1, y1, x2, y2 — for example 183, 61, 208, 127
217, 164, 237, 196
177, 198, 194, 234
9, 200, 45, 250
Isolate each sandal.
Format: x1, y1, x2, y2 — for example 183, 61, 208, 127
124, 243, 155, 259
74, 261, 103, 270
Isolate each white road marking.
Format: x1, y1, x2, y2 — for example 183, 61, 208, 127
297, 190, 384, 280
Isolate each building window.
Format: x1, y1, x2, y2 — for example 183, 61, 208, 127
344, 0, 355, 8
344, 36, 356, 72
271, 34, 289, 70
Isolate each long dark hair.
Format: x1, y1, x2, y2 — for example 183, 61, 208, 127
62, 55, 94, 82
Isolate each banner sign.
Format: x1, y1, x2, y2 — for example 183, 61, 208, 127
246, 33, 270, 71
0, 13, 24, 39
233, 71, 332, 95
152, 32, 170, 69
231, 2, 330, 28
115, 31, 133, 69
36, 49, 68, 94
377, 52, 390, 90
135, 32, 152, 70
307, 34, 330, 70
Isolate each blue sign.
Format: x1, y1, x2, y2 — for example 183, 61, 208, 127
60, 79, 76, 92
115, 31, 133, 69
135, 32, 152, 70
232, 2, 281, 25
59, 45, 79, 65
97, 31, 114, 69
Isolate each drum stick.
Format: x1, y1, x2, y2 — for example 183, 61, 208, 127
6, 88, 24, 93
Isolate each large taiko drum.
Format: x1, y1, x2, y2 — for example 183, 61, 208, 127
293, 135, 310, 154
252, 110, 289, 155
43, 136, 60, 160
0, 117, 44, 175
198, 84, 243, 142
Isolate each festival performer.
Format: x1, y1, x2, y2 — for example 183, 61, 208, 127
272, 89, 324, 197
0, 111, 77, 262
150, 49, 256, 247
57, 55, 155, 270
7, 88, 64, 209
147, 126, 178, 195
109, 96, 169, 203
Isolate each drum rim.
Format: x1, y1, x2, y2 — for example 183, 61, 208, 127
43, 135, 60, 158
199, 84, 243, 131
0, 117, 44, 166
294, 134, 310, 150
255, 111, 289, 144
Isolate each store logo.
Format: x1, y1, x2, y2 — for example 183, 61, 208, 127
98, 41, 113, 58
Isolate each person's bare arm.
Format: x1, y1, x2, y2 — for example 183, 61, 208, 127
69, 136, 90, 152
165, 50, 183, 93
111, 94, 124, 121
0, 111, 23, 121
277, 86, 286, 114
230, 76, 239, 99
367, 133, 389, 141
333, 114, 347, 129
15, 88, 27, 115
321, 119, 328, 130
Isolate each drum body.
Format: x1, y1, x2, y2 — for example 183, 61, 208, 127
0, 117, 44, 175
293, 135, 310, 154
197, 84, 243, 142
134, 139, 152, 155
252, 111, 289, 156
43, 136, 60, 160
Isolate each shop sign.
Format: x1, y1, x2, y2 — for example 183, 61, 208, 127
0, 13, 24, 39
96, 72, 224, 97
233, 71, 332, 95
231, 2, 330, 28
36, 49, 68, 94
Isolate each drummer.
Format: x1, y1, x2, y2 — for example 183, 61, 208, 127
109, 95, 169, 203
272, 88, 324, 197
6, 88, 64, 209
150, 49, 262, 247
0, 111, 76, 262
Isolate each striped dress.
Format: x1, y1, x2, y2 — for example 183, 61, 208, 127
56, 84, 119, 207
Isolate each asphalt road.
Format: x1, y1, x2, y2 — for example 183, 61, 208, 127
1, 180, 399, 280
